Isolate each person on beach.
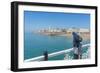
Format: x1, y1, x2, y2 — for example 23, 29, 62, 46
72, 32, 82, 59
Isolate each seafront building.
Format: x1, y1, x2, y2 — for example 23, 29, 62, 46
37, 27, 90, 35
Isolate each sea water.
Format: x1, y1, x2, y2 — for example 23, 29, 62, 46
24, 32, 90, 60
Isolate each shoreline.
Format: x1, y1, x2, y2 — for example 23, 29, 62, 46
33, 31, 90, 40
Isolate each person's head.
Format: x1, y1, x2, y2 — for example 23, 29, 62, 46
72, 32, 76, 35
72, 32, 79, 35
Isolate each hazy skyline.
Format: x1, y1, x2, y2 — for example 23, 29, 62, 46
24, 11, 90, 32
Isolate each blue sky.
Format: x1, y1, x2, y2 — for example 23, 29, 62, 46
24, 11, 90, 32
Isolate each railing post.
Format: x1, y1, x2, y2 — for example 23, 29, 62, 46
43, 50, 48, 61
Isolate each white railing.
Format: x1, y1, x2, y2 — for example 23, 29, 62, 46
25, 44, 90, 62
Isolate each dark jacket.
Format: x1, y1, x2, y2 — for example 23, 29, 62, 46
72, 32, 82, 47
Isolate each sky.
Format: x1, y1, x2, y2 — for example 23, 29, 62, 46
24, 11, 90, 32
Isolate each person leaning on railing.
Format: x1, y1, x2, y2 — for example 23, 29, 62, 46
72, 32, 83, 59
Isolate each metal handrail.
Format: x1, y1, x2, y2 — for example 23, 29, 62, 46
25, 44, 90, 62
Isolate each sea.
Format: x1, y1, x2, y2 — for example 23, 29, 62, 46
24, 32, 90, 61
